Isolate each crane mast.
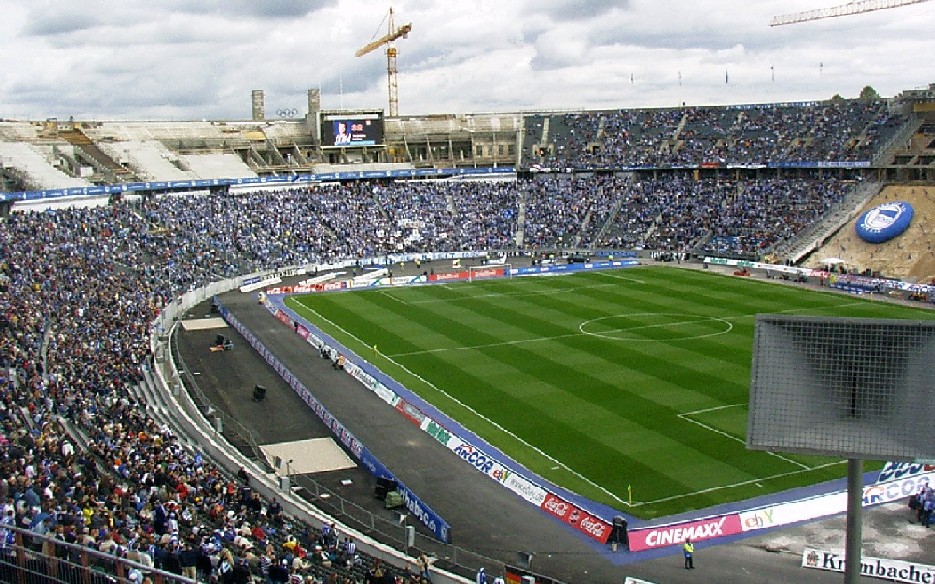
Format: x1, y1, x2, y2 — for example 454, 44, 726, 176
355, 8, 412, 117
771, 0, 931, 26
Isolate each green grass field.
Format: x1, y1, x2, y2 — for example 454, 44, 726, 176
285, 266, 935, 520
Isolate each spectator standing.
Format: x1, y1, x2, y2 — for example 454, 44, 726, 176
683, 537, 695, 569
476, 566, 486, 584
417, 551, 432, 582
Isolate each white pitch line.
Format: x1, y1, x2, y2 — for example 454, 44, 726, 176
592, 271, 647, 284
389, 331, 584, 357
378, 290, 409, 305
402, 281, 619, 305
676, 411, 811, 470
630, 461, 845, 507
682, 403, 745, 416
388, 316, 729, 357
301, 305, 628, 506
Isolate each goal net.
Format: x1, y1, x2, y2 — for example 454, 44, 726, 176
468, 264, 512, 282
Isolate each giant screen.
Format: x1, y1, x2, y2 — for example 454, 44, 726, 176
320, 111, 384, 147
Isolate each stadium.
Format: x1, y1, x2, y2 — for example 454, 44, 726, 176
3, 3, 935, 584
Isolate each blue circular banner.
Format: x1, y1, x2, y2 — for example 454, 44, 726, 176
855, 201, 914, 244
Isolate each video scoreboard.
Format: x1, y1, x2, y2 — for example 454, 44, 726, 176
320, 111, 384, 148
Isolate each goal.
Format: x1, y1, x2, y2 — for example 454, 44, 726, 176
468, 264, 512, 282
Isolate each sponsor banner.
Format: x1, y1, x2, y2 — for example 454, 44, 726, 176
540, 493, 613, 543
877, 462, 935, 483
298, 273, 337, 287
739, 492, 847, 532
862, 473, 933, 506
429, 270, 469, 282
739, 472, 935, 533
352, 268, 388, 285
502, 472, 548, 506
802, 547, 935, 583
446, 434, 554, 508
628, 514, 743, 551
359, 448, 391, 480
273, 309, 292, 326
395, 399, 427, 426
369, 275, 422, 287
469, 267, 504, 279
239, 275, 281, 293
451, 437, 506, 476
344, 361, 398, 406
422, 419, 454, 447
397, 482, 450, 543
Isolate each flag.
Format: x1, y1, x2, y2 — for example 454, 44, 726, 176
628, 484, 632, 506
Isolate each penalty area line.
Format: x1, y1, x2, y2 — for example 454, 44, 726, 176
631, 460, 845, 507
378, 290, 409, 305
677, 409, 811, 470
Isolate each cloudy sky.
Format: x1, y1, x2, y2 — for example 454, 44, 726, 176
2, 0, 935, 120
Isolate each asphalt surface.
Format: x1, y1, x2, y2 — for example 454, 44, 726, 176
176, 261, 934, 584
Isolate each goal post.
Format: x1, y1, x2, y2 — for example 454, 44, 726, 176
468, 264, 512, 282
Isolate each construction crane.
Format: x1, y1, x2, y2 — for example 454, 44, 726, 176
355, 8, 412, 117
771, 0, 932, 26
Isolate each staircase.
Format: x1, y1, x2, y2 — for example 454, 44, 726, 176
772, 181, 882, 263
515, 192, 527, 247
872, 114, 924, 166
57, 127, 134, 182
591, 187, 627, 246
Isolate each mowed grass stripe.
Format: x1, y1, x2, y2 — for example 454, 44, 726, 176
484, 342, 767, 483
376, 309, 789, 505
401, 347, 703, 510
300, 274, 796, 502
289, 267, 935, 518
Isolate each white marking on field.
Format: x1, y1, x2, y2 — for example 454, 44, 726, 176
402, 281, 618, 305
300, 305, 629, 506
379, 290, 409, 305
592, 271, 646, 284
681, 403, 742, 416
578, 313, 733, 342
676, 405, 810, 470
630, 461, 845, 507
389, 312, 734, 357
389, 331, 584, 357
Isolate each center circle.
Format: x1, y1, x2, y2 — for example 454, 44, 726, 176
578, 312, 733, 342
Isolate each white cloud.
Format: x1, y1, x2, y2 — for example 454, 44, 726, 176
1, 0, 934, 119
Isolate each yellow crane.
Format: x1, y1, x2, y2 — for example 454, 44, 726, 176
355, 8, 412, 117
771, 0, 932, 26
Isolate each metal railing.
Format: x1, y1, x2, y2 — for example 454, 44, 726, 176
0, 524, 193, 584
167, 316, 504, 582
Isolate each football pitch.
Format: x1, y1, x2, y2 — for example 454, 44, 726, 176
285, 266, 935, 520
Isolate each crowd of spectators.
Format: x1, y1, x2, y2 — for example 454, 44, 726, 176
0, 202, 433, 584
530, 99, 905, 170
0, 170, 856, 583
